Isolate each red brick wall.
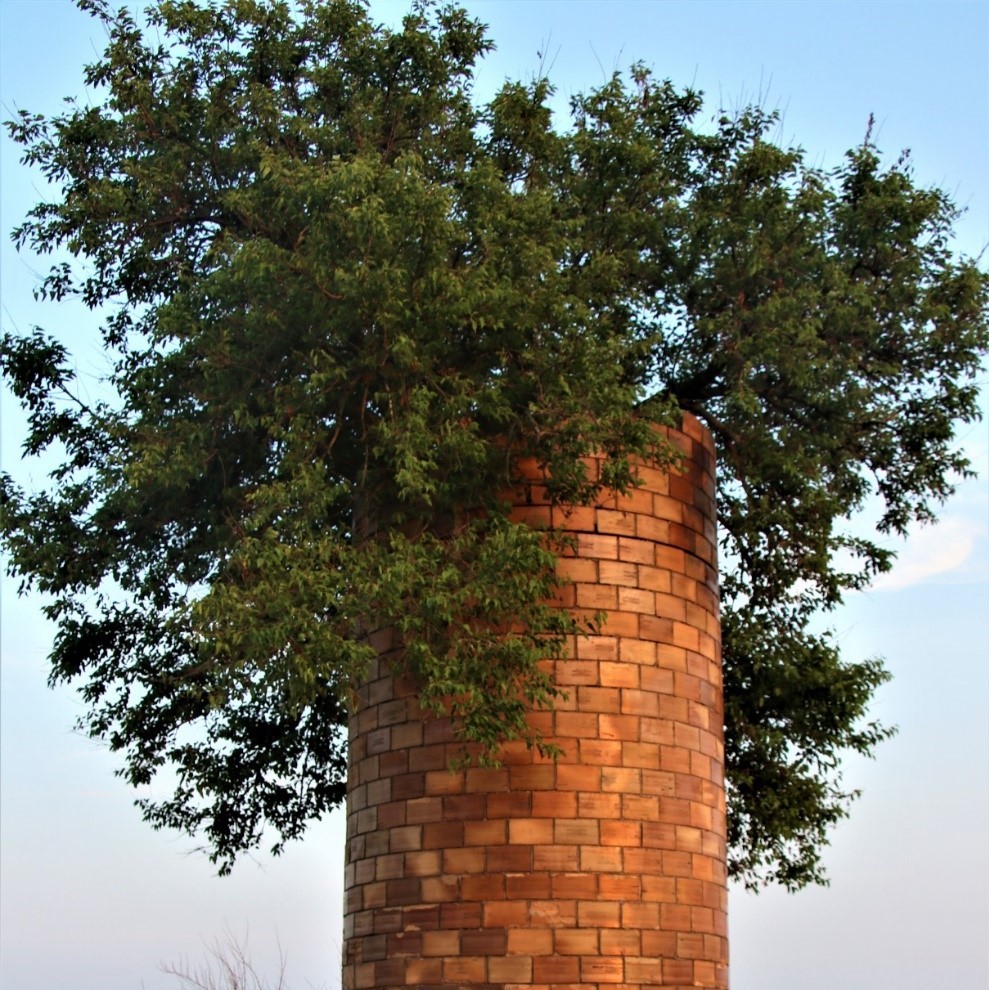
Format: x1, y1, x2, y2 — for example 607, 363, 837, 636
343, 415, 728, 989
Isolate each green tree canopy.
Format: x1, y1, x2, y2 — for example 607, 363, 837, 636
2, 0, 986, 888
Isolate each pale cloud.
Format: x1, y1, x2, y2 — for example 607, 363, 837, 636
871, 516, 987, 592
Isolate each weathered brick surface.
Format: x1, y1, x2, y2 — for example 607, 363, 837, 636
343, 415, 728, 989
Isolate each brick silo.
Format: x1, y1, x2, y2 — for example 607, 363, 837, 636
342, 414, 728, 990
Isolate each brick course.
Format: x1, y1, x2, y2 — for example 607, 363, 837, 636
343, 415, 728, 989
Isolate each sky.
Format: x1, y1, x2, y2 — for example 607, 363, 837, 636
0, 2, 987, 989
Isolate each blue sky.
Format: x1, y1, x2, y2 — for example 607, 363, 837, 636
1, 2, 986, 989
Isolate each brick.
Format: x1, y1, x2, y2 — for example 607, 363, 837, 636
531, 791, 577, 817
440, 902, 482, 928
639, 613, 676, 643
389, 825, 422, 852
443, 794, 486, 820
465, 819, 507, 846
574, 635, 619, 660
419, 875, 459, 902
624, 902, 660, 929
489, 955, 534, 983
371, 959, 404, 986
375, 800, 405, 829
642, 822, 677, 849
577, 533, 619, 559
579, 845, 623, 872
555, 711, 600, 738
510, 764, 557, 790
619, 535, 654, 563
422, 820, 462, 848
555, 928, 599, 955
483, 900, 530, 927
556, 661, 600, 687
642, 874, 678, 903
581, 956, 624, 983
625, 957, 663, 983
663, 850, 694, 877
506, 872, 552, 899
576, 582, 618, 609
622, 741, 660, 768
656, 642, 688, 670
374, 853, 403, 880
641, 769, 676, 795
461, 874, 506, 900
691, 905, 717, 934
533, 956, 580, 983
443, 956, 486, 982
577, 792, 621, 819
487, 792, 532, 818
365, 727, 391, 755
531, 899, 577, 927
533, 844, 579, 871
461, 929, 507, 956
600, 819, 641, 847
578, 899, 621, 927
639, 666, 676, 694
599, 660, 640, 688
598, 609, 640, 637
577, 685, 622, 713
465, 767, 510, 792
578, 738, 623, 765
384, 877, 420, 905
597, 508, 637, 536
442, 847, 485, 874
639, 716, 675, 747
623, 794, 661, 821
601, 929, 642, 956
672, 619, 701, 650
675, 825, 705, 853
598, 560, 639, 585
557, 764, 601, 791
509, 818, 554, 845
599, 715, 641, 742
636, 512, 671, 542
353, 858, 376, 884
619, 586, 655, 613
601, 765, 642, 792
641, 929, 678, 957
551, 872, 598, 899
674, 723, 702, 752
405, 796, 443, 823
387, 929, 422, 956
664, 958, 696, 984
487, 844, 532, 872
638, 564, 672, 593
408, 744, 446, 771
365, 778, 390, 806
621, 688, 660, 717
364, 882, 388, 910
402, 958, 442, 985
599, 873, 641, 899
555, 819, 600, 844
507, 928, 553, 956
423, 770, 463, 796
556, 556, 598, 582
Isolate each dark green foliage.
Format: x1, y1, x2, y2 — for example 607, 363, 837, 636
2, 0, 986, 885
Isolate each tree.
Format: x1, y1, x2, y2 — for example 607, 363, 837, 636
160, 929, 300, 990
1, 0, 986, 890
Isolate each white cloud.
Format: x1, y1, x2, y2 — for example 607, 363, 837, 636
872, 516, 987, 592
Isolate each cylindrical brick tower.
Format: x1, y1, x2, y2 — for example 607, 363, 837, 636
343, 414, 728, 990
